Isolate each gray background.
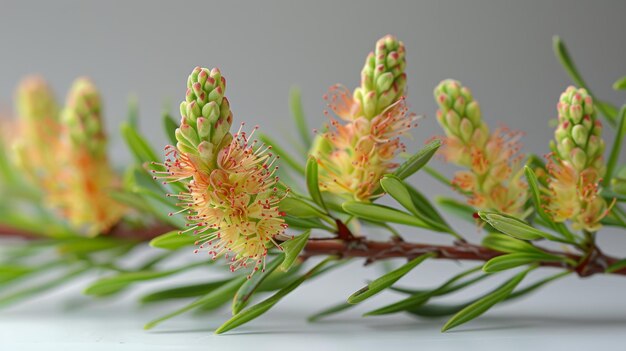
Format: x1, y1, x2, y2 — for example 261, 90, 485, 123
2, 1, 626, 349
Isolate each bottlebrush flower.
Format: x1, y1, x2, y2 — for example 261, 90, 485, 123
314, 35, 417, 201
156, 67, 287, 276
54, 78, 125, 236
546, 86, 611, 232
13, 76, 61, 183
434, 79, 528, 217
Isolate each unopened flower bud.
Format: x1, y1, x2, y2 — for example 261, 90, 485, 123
176, 67, 234, 169
356, 35, 406, 119
61, 77, 106, 157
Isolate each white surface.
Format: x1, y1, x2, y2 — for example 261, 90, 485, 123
1, 260, 625, 351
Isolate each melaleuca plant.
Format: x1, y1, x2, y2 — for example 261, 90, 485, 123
0, 34, 624, 335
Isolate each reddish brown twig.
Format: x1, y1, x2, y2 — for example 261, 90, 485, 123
1, 222, 623, 277
300, 239, 626, 277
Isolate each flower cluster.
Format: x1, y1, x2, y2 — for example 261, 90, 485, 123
314, 35, 417, 201
156, 67, 287, 275
13, 76, 61, 184
13, 77, 124, 236
434, 79, 528, 217
546, 86, 610, 231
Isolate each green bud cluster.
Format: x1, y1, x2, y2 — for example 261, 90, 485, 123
61, 78, 107, 158
551, 86, 605, 174
16, 75, 59, 125
176, 67, 233, 168
353, 35, 407, 120
434, 79, 489, 153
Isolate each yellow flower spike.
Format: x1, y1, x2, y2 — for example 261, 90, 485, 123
54, 77, 125, 236
434, 79, 528, 217
315, 35, 417, 201
156, 67, 288, 277
546, 86, 611, 232
13, 75, 61, 184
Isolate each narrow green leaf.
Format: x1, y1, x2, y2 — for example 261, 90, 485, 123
478, 211, 556, 241
408, 271, 569, 319
524, 166, 574, 241
127, 95, 139, 128
145, 276, 246, 330
343, 201, 432, 229
381, 176, 454, 235
149, 230, 199, 250
121, 122, 160, 164
348, 253, 435, 304
232, 254, 285, 315
482, 253, 564, 273
393, 139, 441, 180
140, 279, 232, 303
259, 133, 305, 175
279, 231, 310, 272
604, 106, 626, 187
436, 197, 477, 223
366, 267, 485, 316
290, 87, 312, 147
283, 215, 333, 231
552, 36, 617, 125
506, 271, 570, 300
57, 237, 129, 255
308, 301, 355, 322
215, 257, 335, 334
441, 266, 534, 332
482, 233, 546, 254
280, 197, 326, 218
614, 76, 626, 90
163, 111, 179, 146
306, 157, 327, 211
85, 262, 205, 296
606, 259, 626, 273
0, 267, 88, 308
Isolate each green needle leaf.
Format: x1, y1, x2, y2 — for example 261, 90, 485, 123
478, 211, 557, 241
305, 157, 327, 211
381, 175, 455, 235
140, 279, 232, 303
149, 230, 200, 250
162, 111, 179, 145
392, 139, 441, 180
280, 230, 310, 272
290, 87, 312, 147
215, 257, 335, 334
308, 301, 355, 322
232, 254, 285, 315
482, 253, 564, 273
482, 233, 546, 254
145, 276, 246, 330
441, 266, 534, 332
280, 197, 326, 218
604, 106, 626, 187
342, 201, 432, 229
365, 266, 485, 315
0, 267, 88, 308
348, 252, 435, 304
121, 122, 160, 164
524, 166, 574, 241
613, 76, 626, 91
84, 262, 205, 296
409, 271, 569, 319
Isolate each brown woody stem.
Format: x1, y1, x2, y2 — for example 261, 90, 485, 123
2, 223, 623, 277
301, 238, 626, 277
